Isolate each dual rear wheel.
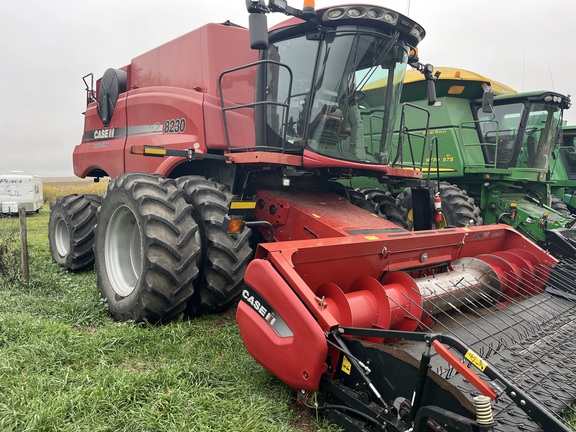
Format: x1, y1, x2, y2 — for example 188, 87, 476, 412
48, 173, 252, 322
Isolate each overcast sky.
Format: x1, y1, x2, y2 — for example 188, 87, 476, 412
1, 0, 575, 177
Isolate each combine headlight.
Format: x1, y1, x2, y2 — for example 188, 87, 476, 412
268, 0, 287, 10
383, 12, 397, 23
367, 8, 381, 19
321, 5, 421, 43
326, 8, 345, 19
347, 7, 364, 17
410, 25, 424, 42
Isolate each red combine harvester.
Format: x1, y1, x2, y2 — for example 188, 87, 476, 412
49, 1, 576, 430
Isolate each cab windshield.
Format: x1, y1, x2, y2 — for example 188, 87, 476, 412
476, 100, 563, 170
266, 28, 409, 165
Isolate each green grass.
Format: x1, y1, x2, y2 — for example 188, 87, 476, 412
0, 210, 340, 432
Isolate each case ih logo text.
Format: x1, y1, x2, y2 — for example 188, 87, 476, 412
242, 289, 276, 325
94, 129, 115, 139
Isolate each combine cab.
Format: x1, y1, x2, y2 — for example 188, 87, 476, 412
383, 67, 576, 261
49, 1, 576, 430
551, 125, 576, 214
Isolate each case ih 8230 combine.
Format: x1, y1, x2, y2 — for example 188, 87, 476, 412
49, 1, 576, 430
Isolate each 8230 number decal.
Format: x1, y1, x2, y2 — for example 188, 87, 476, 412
164, 118, 186, 134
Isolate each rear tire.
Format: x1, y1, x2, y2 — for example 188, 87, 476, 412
94, 173, 200, 323
177, 176, 253, 315
356, 187, 409, 229
397, 182, 482, 229
550, 196, 571, 217
48, 194, 101, 271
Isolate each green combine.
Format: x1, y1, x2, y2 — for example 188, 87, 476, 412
358, 67, 576, 259
551, 124, 576, 214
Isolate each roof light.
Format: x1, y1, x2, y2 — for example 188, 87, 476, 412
383, 12, 397, 23
410, 25, 424, 42
326, 8, 344, 19
367, 8, 381, 19
347, 7, 364, 17
269, 0, 287, 10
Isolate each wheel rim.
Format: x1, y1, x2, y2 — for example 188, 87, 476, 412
54, 218, 71, 257
105, 205, 142, 297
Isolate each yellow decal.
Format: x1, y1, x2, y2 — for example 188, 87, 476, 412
341, 356, 352, 375
144, 147, 167, 156
365, 235, 379, 240
312, 214, 321, 219
465, 350, 487, 372
425, 154, 455, 163
229, 201, 256, 210
400, 167, 457, 172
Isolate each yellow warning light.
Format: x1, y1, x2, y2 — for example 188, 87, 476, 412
227, 217, 245, 234
303, 0, 315, 8
543, 211, 549, 217
130, 145, 144, 155
448, 85, 465, 95
510, 202, 517, 208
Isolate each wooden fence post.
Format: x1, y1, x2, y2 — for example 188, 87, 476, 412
19, 207, 29, 283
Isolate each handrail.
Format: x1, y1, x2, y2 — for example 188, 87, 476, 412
218, 59, 294, 153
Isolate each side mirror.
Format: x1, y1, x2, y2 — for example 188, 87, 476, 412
423, 64, 437, 106
249, 13, 269, 50
482, 91, 494, 113
246, 0, 269, 50
427, 79, 437, 106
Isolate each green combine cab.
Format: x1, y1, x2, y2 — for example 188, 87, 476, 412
551, 124, 576, 214
381, 67, 576, 259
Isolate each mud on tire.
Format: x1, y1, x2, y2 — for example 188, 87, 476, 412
94, 173, 200, 323
48, 194, 101, 271
177, 176, 253, 315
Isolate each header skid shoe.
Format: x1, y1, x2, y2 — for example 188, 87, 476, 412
237, 223, 576, 431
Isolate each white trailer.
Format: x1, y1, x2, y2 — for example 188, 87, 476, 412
0, 172, 43, 214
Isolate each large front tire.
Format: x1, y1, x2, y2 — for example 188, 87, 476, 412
177, 176, 253, 315
94, 173, 200, 323
48, 194, 101, 271
397, 182, 482, 229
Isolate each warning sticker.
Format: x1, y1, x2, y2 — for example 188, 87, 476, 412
465, 349, 487, 372
341, 355, 351, 375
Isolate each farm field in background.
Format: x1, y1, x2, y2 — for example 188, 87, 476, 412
41, 177, 108, 205
0, 179, 338, 432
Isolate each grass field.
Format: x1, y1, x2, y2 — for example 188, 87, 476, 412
0, 187, 339, 432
